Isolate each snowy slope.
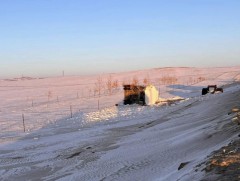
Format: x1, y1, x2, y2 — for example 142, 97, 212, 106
0, 67, 240, 180
1, 66, 240, 138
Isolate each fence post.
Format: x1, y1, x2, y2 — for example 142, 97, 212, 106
22, 113, 25, 132
98, 100, 100, 110
70, 105, 72, 118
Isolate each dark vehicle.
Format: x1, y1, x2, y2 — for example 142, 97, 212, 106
123, 85, 145, 105
202, 85, 223, 95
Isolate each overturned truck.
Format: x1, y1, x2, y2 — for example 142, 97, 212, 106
202, 85, 223, 95
123, 84, 159, 106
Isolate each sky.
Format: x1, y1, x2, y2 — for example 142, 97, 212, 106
0, 0, 239, 78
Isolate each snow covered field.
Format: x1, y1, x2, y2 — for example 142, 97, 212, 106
1, 67, 240, 181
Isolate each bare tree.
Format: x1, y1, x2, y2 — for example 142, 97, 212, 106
94, 76, 104, 97
106, 75, 113, 95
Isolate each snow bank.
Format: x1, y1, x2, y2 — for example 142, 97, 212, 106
145, 85, 159, 105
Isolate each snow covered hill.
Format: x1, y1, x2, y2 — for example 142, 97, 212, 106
0, 66, 240, 180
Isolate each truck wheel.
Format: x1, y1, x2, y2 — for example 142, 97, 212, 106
216, 88, 223, 93
202, 88, 208, 95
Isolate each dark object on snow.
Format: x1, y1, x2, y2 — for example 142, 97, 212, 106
178, 162, 190, 170
123, 85, 145, 105
202, 85, 223, 95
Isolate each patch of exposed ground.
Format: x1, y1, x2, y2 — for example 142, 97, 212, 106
201, 136, 240, 181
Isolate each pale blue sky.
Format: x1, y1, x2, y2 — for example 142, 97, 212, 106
0, 0, 239, 78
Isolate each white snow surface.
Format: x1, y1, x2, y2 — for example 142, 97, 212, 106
1, 67, 240, 181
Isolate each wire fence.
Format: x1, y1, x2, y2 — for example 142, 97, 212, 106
1, 70, 240, 138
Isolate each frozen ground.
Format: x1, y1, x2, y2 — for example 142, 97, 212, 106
0, 67, 240, 181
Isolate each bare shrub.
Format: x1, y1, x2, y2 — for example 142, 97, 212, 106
188, 77, 193, 85
122, 80, 126, 86
132, 76, 139, 86
93, 88, 98, 97
113, 80, 119, 90
122, 79, 131, 86
106, 75, 113, 95
106, 76, 120, 95
160, 76, 178, 85
197, 76, 206, 82
143, 75, 151, 86
88, 88, 92, 97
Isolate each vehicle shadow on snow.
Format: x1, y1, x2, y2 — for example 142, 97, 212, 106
166, 84, 203, 98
